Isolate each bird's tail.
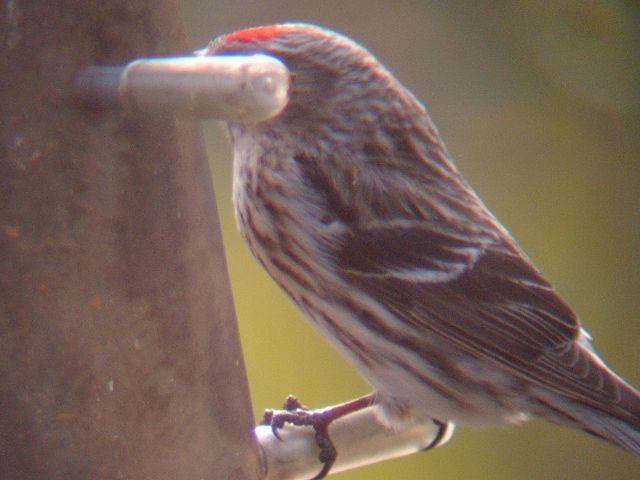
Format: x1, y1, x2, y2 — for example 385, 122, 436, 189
534, 369, 640, 456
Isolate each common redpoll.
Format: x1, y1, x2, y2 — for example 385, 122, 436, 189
205, 23, 640, 460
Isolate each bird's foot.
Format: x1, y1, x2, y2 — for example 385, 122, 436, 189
261, 394, 375, 479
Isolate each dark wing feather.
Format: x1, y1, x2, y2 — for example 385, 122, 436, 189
339, 222, 578, 360
294, 142, 626, 410
339, 221, 490, 282
293, 122, 623, 411
337, 217, 626, 407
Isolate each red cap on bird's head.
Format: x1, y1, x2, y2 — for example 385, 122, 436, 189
222, 24, 303, 43
206, 22, 407, 129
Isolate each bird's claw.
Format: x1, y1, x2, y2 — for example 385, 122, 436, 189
261, 395, 337, 479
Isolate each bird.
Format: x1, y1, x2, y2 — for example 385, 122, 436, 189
203, 22, 640, 469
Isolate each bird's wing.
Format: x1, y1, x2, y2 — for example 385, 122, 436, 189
336, 218, 624, 407
338, 218, 575, 358
292, 144, 623, 408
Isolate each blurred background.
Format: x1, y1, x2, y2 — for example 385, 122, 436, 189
180, 1, 639, 478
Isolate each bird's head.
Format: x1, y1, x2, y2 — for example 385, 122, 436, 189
205, 23, 412, 141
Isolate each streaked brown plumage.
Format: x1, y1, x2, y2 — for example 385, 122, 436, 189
206, 23, 640, 456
